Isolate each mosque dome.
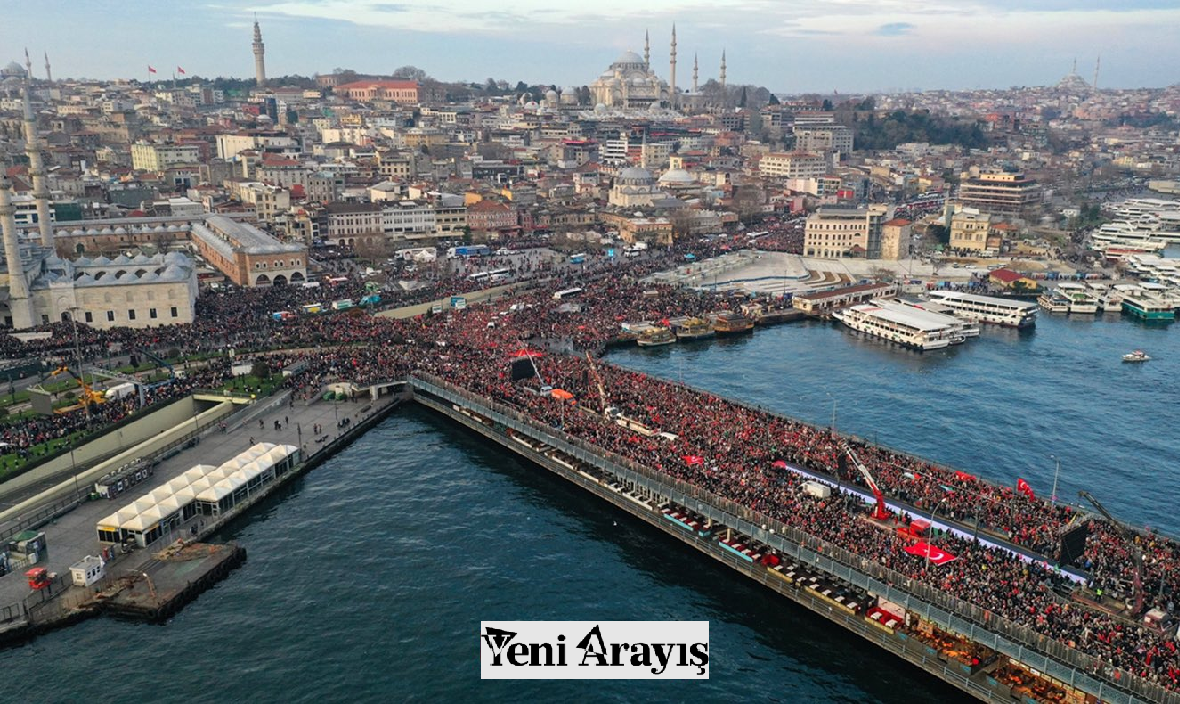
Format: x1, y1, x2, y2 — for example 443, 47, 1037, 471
614, 51, 644, 66
545, 89, 558, 102
658, 168, 695, 185
595, 103, 607, 114
618, 167, 654, 183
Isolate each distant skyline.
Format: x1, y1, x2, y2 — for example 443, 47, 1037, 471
4, 1, 1179, 93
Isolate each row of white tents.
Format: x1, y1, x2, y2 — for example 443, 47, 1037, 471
97, 443, 301, 547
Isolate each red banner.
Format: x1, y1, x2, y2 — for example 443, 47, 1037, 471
683, 455, 704, 466
904, 542, 957, 565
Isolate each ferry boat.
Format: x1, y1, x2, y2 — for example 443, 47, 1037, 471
928, 291, 1037, 328
674, 317, 715, 341
1122, 295, 1175, 321
898, 298, 979, 338
1055, 283, 1100, 314
637, 326, 676, 347
712, 311, 754, 336
833, 299, 967, 351
1037, 291, 1070, 314
1122, 349, 1151, 363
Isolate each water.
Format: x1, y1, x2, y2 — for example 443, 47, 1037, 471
5, 313, 1175, 702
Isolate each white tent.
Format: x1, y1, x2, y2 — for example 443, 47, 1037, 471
97, 512, 124, 532
189, 476, 213, 494
149, 485, 173, 503
121, 508, 161, 532
166, 475, 192, 494
130, 496, 157, 515
156, 494, 184, 517
185, 465, 217, 482
204, 466, 234, 483
195, 481, 235, 503
172, 485, 197, 504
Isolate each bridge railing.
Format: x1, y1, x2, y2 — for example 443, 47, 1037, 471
409, 373, 1177, 704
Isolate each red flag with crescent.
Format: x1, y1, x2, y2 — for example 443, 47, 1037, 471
904, 542, 956, 565
1016, 478, 1036, 500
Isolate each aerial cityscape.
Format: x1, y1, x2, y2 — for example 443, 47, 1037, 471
1, 5, 1179, 702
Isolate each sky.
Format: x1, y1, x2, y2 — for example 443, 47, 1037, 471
5, 0, 1180, 93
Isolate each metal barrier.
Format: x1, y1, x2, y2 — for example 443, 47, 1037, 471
409, 373, 1178, 704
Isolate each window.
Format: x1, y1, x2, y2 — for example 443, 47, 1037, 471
85, 312, 94, 323
149, 308, 158, 319
171, 306, 178, 317
107, 311, 115, 322
128, 309, 136, 321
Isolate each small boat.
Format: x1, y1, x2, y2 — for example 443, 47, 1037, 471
674, 317, 714, 341
1122, 350, 1151, 363
637, 327, 676, 347
712, 311, 754, 336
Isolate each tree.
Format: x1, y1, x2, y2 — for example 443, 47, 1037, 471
738, 86, 747, 108
251, 361, 270, 380
393, 66, 429, 81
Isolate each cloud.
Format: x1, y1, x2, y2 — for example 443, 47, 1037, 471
875, 21, 915, 36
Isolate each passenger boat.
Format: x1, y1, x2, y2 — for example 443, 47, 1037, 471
833, 299, 967, 351
928, 291, 1037, 328
1037, 291, 1070, 314
1055, 283, 1100, 314
674, 317, 715, 341
1122, 295, 1175, 321
637, 326, 676, 347
712, 311, 754, 335
1122, 350, 1151, 363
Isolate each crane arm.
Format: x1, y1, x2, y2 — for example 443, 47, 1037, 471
842, 441, 891, 521
584, 352, 609, 416
1079, 490, 1144, 614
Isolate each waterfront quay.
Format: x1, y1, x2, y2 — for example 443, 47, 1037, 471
0, 386, 404, 641
407, 373, 1174, 704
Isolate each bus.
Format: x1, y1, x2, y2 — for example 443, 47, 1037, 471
553, 287, 583, 301
446, 245, 491, 259
569, 252, 587, 264
331, 299, 355, 310
468, 267, 511, 283
301, 303, 324, 315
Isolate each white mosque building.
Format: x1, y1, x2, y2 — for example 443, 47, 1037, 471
591, 50, 671, 110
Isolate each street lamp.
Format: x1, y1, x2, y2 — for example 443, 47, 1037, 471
825, 392, 838, 432
926, 497, 949, 572
1049, 454, 1061, 504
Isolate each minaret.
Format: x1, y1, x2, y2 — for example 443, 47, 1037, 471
693, 53, 699, 93
644, 30, 650, 66
669, 24, 677, 108
21, 77, 53, 247
1093, 56, 1100, 90
720, 50, 727, 90
252, 18, 267, 88
43, 53, 52, 84
24, 48, 33, 80
0, 167, 34, 330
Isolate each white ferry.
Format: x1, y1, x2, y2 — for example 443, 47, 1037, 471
899, 298, 980, 337
1037, 290, 1070, 314
1086, 282, 1124, 313
928, 291, 1037, 328
833, 299, 967, 351
1055, 282, 1100, 314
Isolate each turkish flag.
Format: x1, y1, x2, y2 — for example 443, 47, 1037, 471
177, 66, 186, 75
148, 65, 157, 74
1017, 478, 1036, 500
772, 460, 788, 469
904, 542, 957, 565
683, 455, 704, 466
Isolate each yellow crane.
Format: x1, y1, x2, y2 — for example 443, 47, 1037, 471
48, 365, 106, 408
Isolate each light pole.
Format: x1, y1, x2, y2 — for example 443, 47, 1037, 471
925, 497, 949, 572
825, 392, 838, 432
1049, 454, 1061, 504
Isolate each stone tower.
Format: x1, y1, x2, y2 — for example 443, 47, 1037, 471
253, 19, 266, 88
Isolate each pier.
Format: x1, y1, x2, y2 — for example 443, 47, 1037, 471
0, 383, 406, 646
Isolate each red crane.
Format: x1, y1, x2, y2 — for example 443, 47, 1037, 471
843, 442, 892, 521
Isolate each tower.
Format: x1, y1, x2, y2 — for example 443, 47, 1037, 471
720, 49, 727, 90
21, 76, 53, 247
253, 18, 266, 88
693, 53, 698, 93
43, 52, 51, 84
669, 24, 677, 108
1093, 56, 1100, 91
0, 167, 34, 330
644, 30, 650, 66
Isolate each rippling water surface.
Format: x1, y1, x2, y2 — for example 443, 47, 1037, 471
7, 312, 1174, 702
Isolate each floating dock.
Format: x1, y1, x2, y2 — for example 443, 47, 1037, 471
100, 543, 246, 621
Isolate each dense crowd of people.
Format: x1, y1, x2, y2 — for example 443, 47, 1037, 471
1, 236, 1178, 694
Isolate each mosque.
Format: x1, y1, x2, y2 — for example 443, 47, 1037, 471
589, 27, 728, 113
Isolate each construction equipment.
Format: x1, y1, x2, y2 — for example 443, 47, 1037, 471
584, 352, 614, 417
86, 366, 146, 408
1079, 490, 1144, 615
47, 366, 105, 408
842, 442, 891, 521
